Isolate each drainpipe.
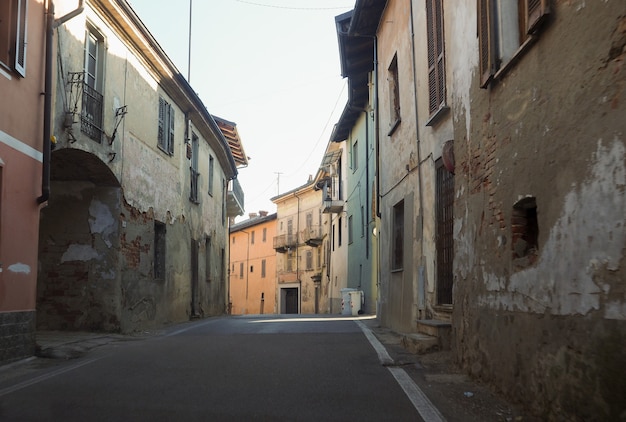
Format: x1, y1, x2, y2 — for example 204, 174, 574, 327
409, 0, 426, 317
294, 191, 301, 314
38, 0, 84, 204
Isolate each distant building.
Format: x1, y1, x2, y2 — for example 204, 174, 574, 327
272, 175, 328, 314
229, 212, 277, 315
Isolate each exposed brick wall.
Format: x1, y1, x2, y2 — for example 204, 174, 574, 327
0, 311, 36, 365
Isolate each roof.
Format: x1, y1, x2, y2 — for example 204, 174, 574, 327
331, 1, 387, 142
230, 213, 277, 233
213, 116, 249, 168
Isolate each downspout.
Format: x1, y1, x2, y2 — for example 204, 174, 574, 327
294, 191, 301, 314
409, 0, 426, 316
38, 0, 84, 204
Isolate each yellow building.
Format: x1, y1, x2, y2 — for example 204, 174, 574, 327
229, 212, 277, 315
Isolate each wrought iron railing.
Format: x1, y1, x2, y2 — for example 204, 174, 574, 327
190, 167, 200, 203
81, 83, 103, 142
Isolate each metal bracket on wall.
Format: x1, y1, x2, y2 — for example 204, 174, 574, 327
110, 105, 128, 145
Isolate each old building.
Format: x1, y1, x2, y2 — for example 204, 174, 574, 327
332, 8, 381, 316
229, 212, 277, 315
271, 173, 329, 314
0, 0, 48, 364
36, 0, 244, 334
450, 0, 626, 419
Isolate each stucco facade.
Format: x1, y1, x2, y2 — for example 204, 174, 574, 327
271, 175, 329, 314
229, 213, 277, 315
36, 0, 241, 334
0, 0, 47, 364
449, 0, 626, 419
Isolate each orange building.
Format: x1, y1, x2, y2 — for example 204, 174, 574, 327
229, 212, 277, 315
0, 0, 54, 364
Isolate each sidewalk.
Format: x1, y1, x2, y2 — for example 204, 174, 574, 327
360, 317, 536, 422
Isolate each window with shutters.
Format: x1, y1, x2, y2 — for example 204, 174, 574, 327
189, 132, 199, 203
425, 0, 449, 125
387, 54, 401, 135
208, 155, 214, 196
158, 96, 175, 155
306, 250, 313, 270
478, 0, 550, 88
261, 259, 266, 278
82, 26, 105, 142
392, 200, 404, 271
0, 0, 27, 77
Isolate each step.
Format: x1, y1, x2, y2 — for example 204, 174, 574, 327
400, 332, 439, 354
416, 319, 451, 350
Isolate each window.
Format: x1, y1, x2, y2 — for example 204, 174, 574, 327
338, 217, 342, 247
352, 140, 359, 171
478, 0, 550, 87
286, 251, 294, 272
348, 215, 354, 244
262, 228, 267, 242
512, 197, 539, 268
392, 200, 404, 271
232, 236, 235, 244
251, 231, 255, 245
154, 221, 166, 279
261, 259, 266, 278
239, 262, 244, 279
250, 265, 254, 273
388, 54, 400, 133
190, 132, 199, 203
208, 155, 214, 196
82, 26, 105, 142
306, 213, 313, 229
361, 206, 365, 238
0, 0, 27, 76
426, 0, 447, 119
158, 96, 175, 154
306, 250, 313, 270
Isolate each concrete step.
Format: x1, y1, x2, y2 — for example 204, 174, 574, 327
400, 332, 440, 354
416, 319, 451, 350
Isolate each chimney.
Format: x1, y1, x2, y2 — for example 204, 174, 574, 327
259, 210, 268, 217
248, 212, 258, 219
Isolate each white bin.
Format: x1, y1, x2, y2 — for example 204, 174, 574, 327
340, 288, 356, 316
349, 290, 363, 316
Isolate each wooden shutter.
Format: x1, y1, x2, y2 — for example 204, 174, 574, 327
426, 0, 446, 114
168, 104, 175, 154
14, 0, 27, 77
526, 0, 550, 34
478, 0, 495, 88
158, 97, 165, 149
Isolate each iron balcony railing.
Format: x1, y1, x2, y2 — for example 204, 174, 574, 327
227, 178, 244, 217
190, 167, 200, 204
273, 234, 298, 253
81, 83, 104, 143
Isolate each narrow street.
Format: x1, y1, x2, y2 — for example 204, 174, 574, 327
0, 315, 533, 421
1, 316, 422, 421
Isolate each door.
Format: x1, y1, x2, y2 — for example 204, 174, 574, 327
435, 159, 454, 305
283, 288, 298, 314
191, 239, 199, 316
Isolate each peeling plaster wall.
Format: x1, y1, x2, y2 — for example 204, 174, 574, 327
38, 182, 122, 331
450, 1, 626, 419
376, 0, 421, 333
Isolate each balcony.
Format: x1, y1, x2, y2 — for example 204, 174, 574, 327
226, 178, 244, 217
321, 179, 344, 214
189, 167, 200, 204
273, 234, 297, 253
81, 83, 103, 143
301, 225, 323, 247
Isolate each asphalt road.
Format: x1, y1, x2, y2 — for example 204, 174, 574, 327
0, 315, 427, 421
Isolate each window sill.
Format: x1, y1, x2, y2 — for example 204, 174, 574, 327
425, 105, 450, 127
390, 267, 403, 273
490, 35, 538, 87
387, 119, 401, 136
157, 145, 173, 156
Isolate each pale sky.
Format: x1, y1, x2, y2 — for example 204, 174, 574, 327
127, 0, 353, 220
